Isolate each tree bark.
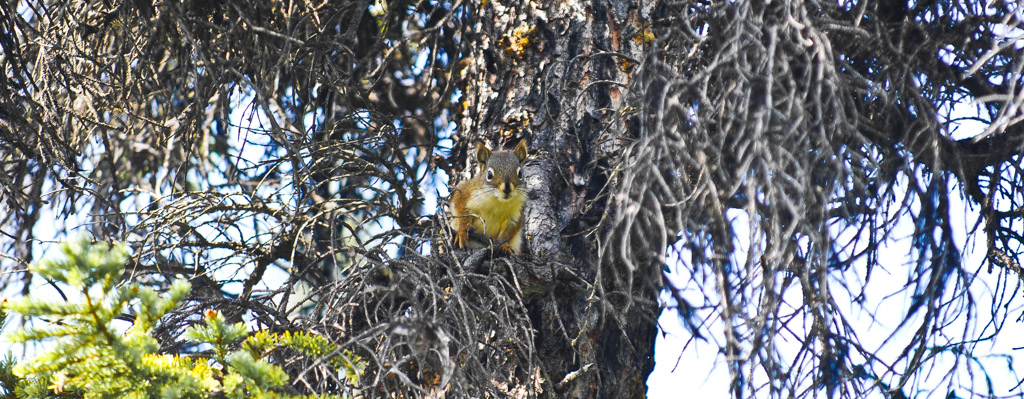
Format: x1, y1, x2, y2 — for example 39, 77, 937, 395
456, 0, 657, 396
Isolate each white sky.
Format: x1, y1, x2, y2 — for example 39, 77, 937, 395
646, 181, 1024, 398
647, 105, 1024, 397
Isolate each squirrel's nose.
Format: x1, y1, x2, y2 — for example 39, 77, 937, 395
502, 180, 513, 195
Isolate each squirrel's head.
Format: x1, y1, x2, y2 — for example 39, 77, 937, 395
476, 139, 528, 198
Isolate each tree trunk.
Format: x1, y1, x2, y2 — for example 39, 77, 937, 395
456, 0, 658, 396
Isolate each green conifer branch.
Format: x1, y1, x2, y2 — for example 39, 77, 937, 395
3, 237, 362, 398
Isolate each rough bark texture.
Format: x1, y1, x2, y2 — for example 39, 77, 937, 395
453, 0, 657, 396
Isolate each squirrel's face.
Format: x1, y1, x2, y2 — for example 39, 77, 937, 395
483, 153, 524, 199
476, 139, 528, 200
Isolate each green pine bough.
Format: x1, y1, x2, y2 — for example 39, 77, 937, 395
0, 238, 363, 398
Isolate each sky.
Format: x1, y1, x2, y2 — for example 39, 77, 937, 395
646, 185, 1024, 398
645, 108, 1024, 397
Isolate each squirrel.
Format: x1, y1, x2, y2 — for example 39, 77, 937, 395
449, 139, 528, 255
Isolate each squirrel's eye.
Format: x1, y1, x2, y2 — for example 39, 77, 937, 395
517, 167, 522, 179
486, 168, 494, 181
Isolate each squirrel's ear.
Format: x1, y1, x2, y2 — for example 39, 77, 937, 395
476, 141, 491, 164
513, 138, 528, 162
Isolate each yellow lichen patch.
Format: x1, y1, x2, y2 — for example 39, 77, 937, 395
634, 26, 655, 44
619, 57, 636, 73
503, 24, 535, 58
500, 111, 532, 138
